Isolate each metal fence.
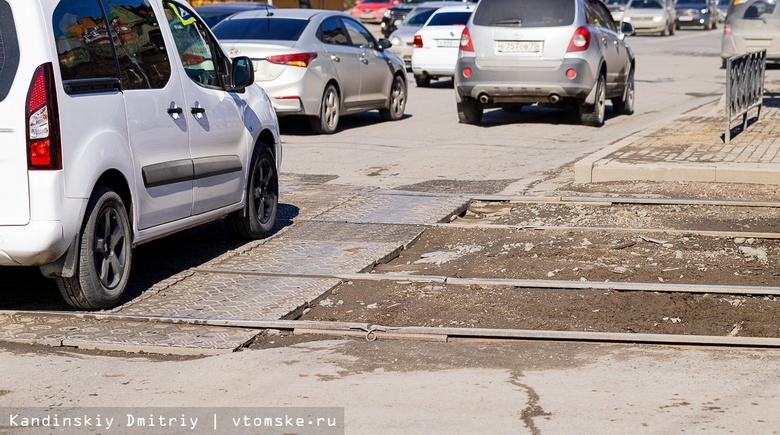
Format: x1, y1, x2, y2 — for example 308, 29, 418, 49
725, 50, 766, 144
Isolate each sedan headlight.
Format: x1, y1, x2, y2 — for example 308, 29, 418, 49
391, 36, 403, 46
701, 8, 709, 13
622, 16, 631, 22
384, 9, 392, 18
652, 15, 663, 22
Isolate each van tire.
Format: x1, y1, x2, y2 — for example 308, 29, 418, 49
226, 145, 278, 239
56, 186, 132, 310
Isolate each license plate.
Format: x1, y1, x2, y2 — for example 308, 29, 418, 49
678, 16, 693, 21
496, 40, 542, 53
436, 39, 460, 48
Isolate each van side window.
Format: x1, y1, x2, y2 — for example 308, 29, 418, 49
105, 0, 172, 90
744, 0, 776, 18
52, 0, 121, 87
164, 2, 223, 88
51, 0, 172, 92
0, 0, 20, 102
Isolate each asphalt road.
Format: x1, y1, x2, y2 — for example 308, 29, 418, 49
3, 28, 780, 434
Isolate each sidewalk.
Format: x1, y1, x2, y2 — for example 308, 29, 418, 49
574, 84, 780, 185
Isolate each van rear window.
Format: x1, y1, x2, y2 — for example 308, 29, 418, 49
472, 0, 575, 28
0, 0, 20, 102
743, 0, 777, 18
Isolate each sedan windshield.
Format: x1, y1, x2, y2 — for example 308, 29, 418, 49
628, 0, 664, 9
213, 18, 308, 40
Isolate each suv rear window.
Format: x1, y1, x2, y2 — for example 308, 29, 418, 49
472, 0, 575, 27
0, 0, 20, 102
212, 18, 308, 41
742, 0, 777, 18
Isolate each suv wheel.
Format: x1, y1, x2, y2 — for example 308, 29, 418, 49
310, 84, 339, 134
580, 74, 606, 127
379, 74, 407, 121
56, 186, 132, 309
611, 67, 634, 116
457, 98, 483, 124
227, 145, 278, 239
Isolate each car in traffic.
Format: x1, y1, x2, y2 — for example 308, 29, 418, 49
605, 0, 630, 22
213, 9, 408, 134
389, 1, 473, 66
675, 0, 719, 30
455, 0, 636, 127
721, 0, 780, 66
195, 1, 276, 28
411, 4, 474, 86
351, 0, 399, 23
622, 0, 676, 35
0, 0, 282, 309
381, 0, 430, 37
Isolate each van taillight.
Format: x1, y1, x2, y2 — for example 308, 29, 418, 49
26, 63, 61, 170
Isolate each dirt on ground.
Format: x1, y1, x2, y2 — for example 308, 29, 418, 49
293, 180, 780, 340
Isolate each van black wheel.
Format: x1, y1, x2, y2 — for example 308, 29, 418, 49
56, 186, 132, 310
379, 74, 407, 121
226, 145, 278, 239
580, 74, 606, 127
457, 98, 483, 124
310, 84, 339, 134
611, 67, 635, 116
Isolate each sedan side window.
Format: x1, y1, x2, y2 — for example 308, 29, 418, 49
164, 1, 222, 88
320, 17, 349, 45
343, 18, 375, 49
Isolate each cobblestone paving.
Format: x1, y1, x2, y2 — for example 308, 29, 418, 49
0, 190, 469, 354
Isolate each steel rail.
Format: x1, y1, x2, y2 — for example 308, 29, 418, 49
468, 195, 780, 208
5, 310, 780, 349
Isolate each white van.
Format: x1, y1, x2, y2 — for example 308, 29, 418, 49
0, 0, 282, 309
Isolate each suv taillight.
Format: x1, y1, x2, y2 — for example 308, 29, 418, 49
459, 27, 474, 52
566, 26, 591, 53
27, 63, 61, 170
413, 34, 423, 48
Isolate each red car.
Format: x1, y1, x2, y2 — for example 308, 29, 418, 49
350, 0, 399, 23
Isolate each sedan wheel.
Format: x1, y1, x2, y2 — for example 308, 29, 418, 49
310, 84, 339, 134
380, 74, 407, 121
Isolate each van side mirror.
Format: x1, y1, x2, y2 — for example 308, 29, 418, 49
231, 56, 254, 91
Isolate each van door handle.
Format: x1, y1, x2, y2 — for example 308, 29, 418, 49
167, 106, 183, 119
191, 106, 206, 118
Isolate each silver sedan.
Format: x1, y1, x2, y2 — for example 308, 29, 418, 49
213, 9, 408, 134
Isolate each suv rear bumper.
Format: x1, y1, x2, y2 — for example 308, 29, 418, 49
455, 57, 596, 104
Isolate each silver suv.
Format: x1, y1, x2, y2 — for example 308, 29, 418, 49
0, 0, 281, 309
454, 0, 636, 126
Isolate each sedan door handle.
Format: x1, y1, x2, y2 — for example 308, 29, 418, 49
330, 55, 340, 62
360, 58, 369, 65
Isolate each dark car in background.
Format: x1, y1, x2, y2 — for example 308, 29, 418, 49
195, 1, 276, 28
675, 0, 719, 30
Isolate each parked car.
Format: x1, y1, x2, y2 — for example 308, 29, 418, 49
195, 1, 276, 28
411, 4, 475, 86
717, 0, 730, 22
721, 0, 780, 67
381, 0, 430, 37
213, 9, 407, 134
605, 0, 630, 22
622, 0, 676, 35
351, 0, 399, 23
389, 1, 472, 66
675, 0, 719, 30
455, 0, 636, 127
0, 0, 282, 309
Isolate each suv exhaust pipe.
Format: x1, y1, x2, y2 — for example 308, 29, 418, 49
478, 93, 490, 104
549, 94, 561, 104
